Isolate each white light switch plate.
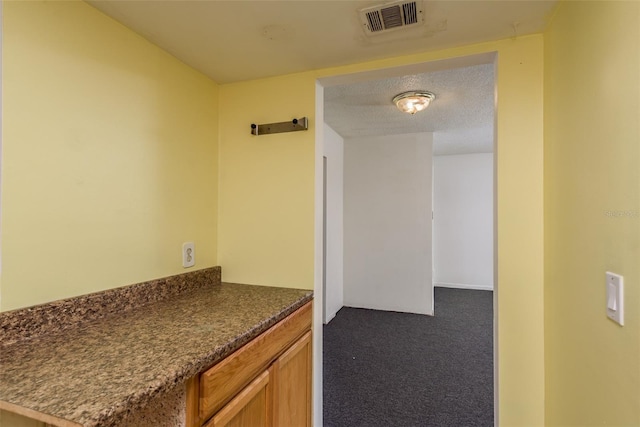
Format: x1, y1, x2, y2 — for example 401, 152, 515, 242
606, 272, 624, 326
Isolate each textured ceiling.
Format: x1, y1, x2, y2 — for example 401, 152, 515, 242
324, 63, 495, 155
87, 0, 556, 84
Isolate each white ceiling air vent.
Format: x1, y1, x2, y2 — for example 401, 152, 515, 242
359, 0, 424, 36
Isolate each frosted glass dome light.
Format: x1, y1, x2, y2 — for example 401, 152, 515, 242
392, 91, 436, 115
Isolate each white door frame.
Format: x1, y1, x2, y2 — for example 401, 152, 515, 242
313, 52, 498, 427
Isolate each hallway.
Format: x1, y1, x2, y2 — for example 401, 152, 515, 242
323, 288, 493, 427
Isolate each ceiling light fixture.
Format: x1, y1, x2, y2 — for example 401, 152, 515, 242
392, 90, 435, 115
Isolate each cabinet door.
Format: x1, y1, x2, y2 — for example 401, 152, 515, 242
204, 370, 271, 427
272, 331, 312, 427
199, 302, 312, 422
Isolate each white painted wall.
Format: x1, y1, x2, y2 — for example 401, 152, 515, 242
433, 153, 494, 290
322, 124, 344, 323
343, 133, 433, 315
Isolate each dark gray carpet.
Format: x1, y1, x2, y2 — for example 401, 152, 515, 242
323, 287, 493, 427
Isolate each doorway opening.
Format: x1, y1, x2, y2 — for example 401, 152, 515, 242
314, 51, 497, 426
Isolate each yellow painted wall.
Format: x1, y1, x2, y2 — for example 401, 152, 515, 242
218, 36, 545, 425
218, 73, 316, 289
544, 1, 640, 425
0, 0, 219, 311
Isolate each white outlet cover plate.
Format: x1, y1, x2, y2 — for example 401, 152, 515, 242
183, 242, 195, 268
606, 271, 624, 326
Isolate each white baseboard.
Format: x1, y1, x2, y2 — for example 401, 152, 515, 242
435, 282, 494, 291
323, 310, 337, 324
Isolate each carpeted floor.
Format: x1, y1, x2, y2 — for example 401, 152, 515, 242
323, 287, 494, 427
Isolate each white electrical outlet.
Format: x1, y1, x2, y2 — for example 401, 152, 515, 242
182, 242, 195, 268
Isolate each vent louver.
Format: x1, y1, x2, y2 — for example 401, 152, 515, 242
403, 2, 418, 24
365, 10, 384, 32
359, 1, 424, 35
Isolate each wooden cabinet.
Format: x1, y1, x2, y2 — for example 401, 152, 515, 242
272, 331, 312, 427
204, 370, 271, 427
187, 302, 312, 427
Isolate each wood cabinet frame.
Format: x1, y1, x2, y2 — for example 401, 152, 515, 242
186, 302, 312, 427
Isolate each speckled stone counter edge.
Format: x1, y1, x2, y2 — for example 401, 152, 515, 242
0, 266, 221, 346
101, 293, 312, 427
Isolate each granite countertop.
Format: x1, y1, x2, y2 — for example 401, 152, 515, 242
0, 269, 312, 427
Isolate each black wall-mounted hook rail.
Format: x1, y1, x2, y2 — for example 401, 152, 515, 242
251, 117, 308, 136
